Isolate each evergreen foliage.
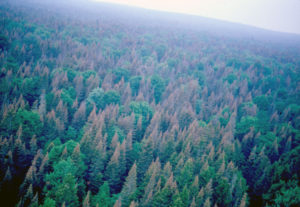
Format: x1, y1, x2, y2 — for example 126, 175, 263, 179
0, 1, 299, 207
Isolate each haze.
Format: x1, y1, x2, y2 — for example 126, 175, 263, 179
93, 0, 300, 34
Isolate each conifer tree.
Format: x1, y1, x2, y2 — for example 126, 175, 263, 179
121, 163, 137, 206
41, 197, 56, 207
54, 173, 79, 207
92, 182, 113, 207
113, 197, 122, 207
28, 193, 38, 207
83, 191, 90, 207
137, 137, 153, 183
105, 143, 123, 193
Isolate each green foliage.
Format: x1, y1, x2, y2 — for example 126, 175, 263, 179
82, 70, 96, 82
16, 109, 42, 139
112, 67, 130, 83
167, 58, 178, 69
40, 197, 56, 207
1, 3, 299, 207
0, 34, 9, 50
235, 116, 257, 138
150, 75, 165, 103
23, 33, 42, 61
61, 87, 76, 108
224, 73, 237, 84
5, 56, 18, 72
139, 46, 152, 57
226, 58, 243, 69
177, 159, 194, 188
86, 88, 120, 113
196, 62, 204, 71
105, 155, 123, 194
155, 44, 167, 62
46, 159, 77, 183
103, 90, 120, 106
262, 77, 276, 93
23, 77, 41, 106
64, 127, 77, 142
129, 76, 142, 96
178, 111, 194, 130
273, 184, 300, 207
54, 173, 79, 207
255, 111, 271, 134
65, 68, 77, 82
195, 100, 202, 114
0, 109, 42, 141
130, 101, 154, 118
45, 92, 55, 111
107, 125, 125, 144
213, 178, 231, 207
193, 71, 205, 86
86, 87, 105, 111
254, 95, 269, 111
286, 104, 300, 120
92, 182, 114, 207
152, 187, 175, 207
137, 139, 153, 183
45, 146, 85, 206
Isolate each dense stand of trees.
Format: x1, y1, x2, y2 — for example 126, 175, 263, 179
0, 1, 300, 207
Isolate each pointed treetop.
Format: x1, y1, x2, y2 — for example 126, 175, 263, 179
3, 166, 12, 181
203, 197, 211, 207
164, 173, 177, 190
121, 163, 137, 205
24, 184, 33, 200
72, 143, 81, 159
110, 132, 119, 150
163, 161, 172, 178
190, 197, 196, 207
192, 175, 199, 188
239, 193, 247, 207
83, 191, 90, 207
17, 125, 23, 139
110, 142, 121, 163
197, 187, 204, 200
61, 146, 68, 159
204, 179, 213, 197
113, 197, 122, 207
129, 201, 138, 207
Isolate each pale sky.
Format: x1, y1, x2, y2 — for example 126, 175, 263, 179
92, 0, 300, 34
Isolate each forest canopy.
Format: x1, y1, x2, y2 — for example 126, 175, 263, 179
0, 0, 300, 207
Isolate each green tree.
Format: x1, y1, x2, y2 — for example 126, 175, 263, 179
44, 158, 80, 204
254, 95, 269, 111
92, 182, 114, 207
0, 34, 9, 51
152, 175, 177, 207
112, 68, 130, 83
54, 173, 79, 207
105, 144, 123, 193
86, 88, 105, 111
129, 76, 142, 96
40, 197, 56, 207
155, 44, 166, 62
104, 90, 120, 106
213, 178, 231, 207
150, 75, 165, 103
121, 163, 137, 206
235, 116, 257, 138
177, 159, 194, 189
23, 77, 41, 106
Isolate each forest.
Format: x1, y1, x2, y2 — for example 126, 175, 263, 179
0, 0, 299, 206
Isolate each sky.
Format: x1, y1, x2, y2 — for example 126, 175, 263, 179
92, 0, 300, 34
